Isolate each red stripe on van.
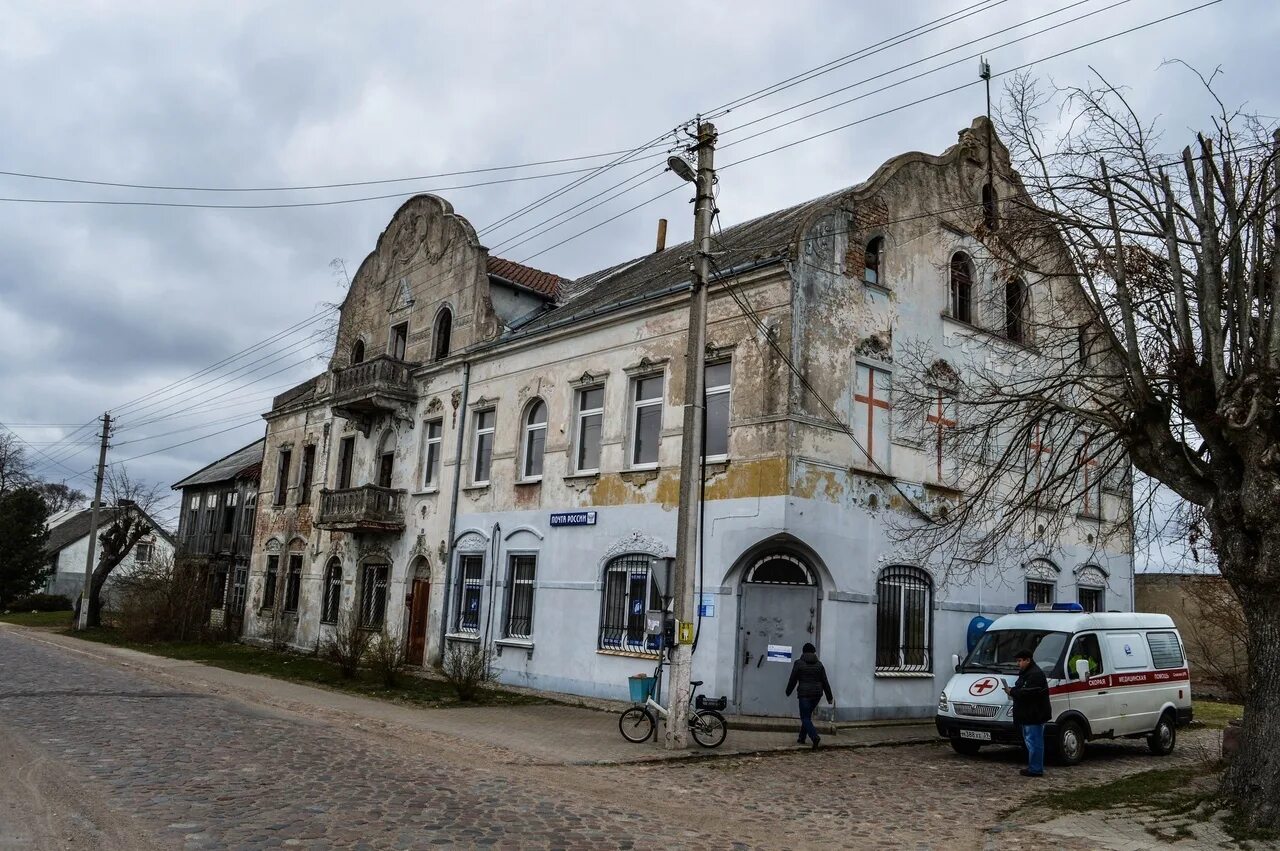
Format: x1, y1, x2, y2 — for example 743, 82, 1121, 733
1050, 667, 1189, 695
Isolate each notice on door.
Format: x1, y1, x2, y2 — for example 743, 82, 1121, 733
766, 644, 793, 663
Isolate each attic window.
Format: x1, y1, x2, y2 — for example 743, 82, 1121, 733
982, 183, 999, 231
864, 237, 883, 285
350, 340, 365, 365
433, 308, 452, 361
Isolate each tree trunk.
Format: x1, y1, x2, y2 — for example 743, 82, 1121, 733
1219, 538, 1280, 829
85, 563, 112, 628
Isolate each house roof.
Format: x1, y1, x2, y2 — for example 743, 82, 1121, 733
486, 256, 568, 299
44, 504, 175, 556
170, 438, 266, 490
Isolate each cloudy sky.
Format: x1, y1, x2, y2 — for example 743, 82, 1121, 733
0, 0, 1274, 536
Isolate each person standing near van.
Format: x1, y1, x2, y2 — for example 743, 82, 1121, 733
1004, 648, 1051, 776
785, 643, 833, 748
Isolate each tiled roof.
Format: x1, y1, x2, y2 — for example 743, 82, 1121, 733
170, 438, 266, 490
486, 256, 568, 299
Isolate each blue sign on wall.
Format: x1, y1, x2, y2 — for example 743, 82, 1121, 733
550, 510, 597, 527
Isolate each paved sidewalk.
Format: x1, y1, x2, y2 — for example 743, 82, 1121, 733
6, 626, 936, 767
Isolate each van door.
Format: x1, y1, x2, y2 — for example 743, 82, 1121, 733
1104, 632, 1155, 735
1064, 632, 1115, 735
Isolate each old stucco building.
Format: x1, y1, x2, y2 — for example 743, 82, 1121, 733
245, 117, 1132, 719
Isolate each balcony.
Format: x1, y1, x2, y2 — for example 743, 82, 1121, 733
315, 485, 407, 533
331, 355, 415, 432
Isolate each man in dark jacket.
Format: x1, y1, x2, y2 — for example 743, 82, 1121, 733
785, 643, 833, 748
1004, 648, 1052, 776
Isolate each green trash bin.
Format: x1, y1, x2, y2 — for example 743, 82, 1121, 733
628, 674, 654, 703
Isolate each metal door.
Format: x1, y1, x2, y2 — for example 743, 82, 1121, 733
737, 556, 819, 716
406, 579, 431, 666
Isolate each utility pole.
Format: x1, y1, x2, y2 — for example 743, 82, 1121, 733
77, 412, 111, 631
666, 122, 716, 749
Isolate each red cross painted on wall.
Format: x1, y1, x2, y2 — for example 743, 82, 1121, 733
854, 368, 892, 464
925, 392, 955, 481
1028, 422, 1053, 489
1080, 435, 1100, 516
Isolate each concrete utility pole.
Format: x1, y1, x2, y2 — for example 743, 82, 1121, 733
77, 412, 111, 631
666, 122, 716, 749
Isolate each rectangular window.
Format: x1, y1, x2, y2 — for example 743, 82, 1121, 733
337, 437, 355, 489
274, 448, 292, 505
262, 555, 279, 609
321, 562, 342, 624
456, 555, 484, 633
222, 491, 237, 533
875, 567, 932, 672
230, 566, 248, 613
853, 363, 892, 470
504, 555, 537, 639
134, 542, 152, 564
472, 409, 495, 484
599, 556, 660, 653
1147, 631, 1185, 670
1025, 580, 1056, 605
704, 361, 732, 460
299, 445, 316, 505
389, 322, 408, 360
630, 374, 663, 467
241, 495, 256, 544
423, 420, 443, 489
575, 386, 604, 473
283, 553, 303, 613
1066, 633, 1104, 679
1078, 586, 1104, 613
359, 564, 389, 629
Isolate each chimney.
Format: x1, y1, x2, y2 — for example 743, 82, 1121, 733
654, 218, 668, 253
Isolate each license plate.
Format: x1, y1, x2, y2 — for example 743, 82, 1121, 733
959, 729, 992, 741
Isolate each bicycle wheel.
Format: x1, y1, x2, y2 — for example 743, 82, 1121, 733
619, 706, 656, 743
690, 709, 727, 748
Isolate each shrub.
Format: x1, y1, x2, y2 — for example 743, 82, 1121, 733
113, 555, 210, 642
369, 627, 408, 688
8, 592, 72, 612
325, 608, 372, 679
258, 604, 293, 652
442, 642, 495, 702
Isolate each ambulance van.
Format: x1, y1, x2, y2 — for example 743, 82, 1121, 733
935, 603, 1193, 764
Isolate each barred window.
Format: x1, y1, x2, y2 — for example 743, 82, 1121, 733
283, 553, 303, 613
599, 554, 660, 653
321, 559, 342, 624
504, 555, 537, 639
875, 565, 932, 673
262, 555, 279, 609
1026, 580, 1056, 605
360, 564, 389, 629
455, 555, 484, 634
1078, 586, 1104, 613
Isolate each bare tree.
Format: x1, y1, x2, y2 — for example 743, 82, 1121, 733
892, 67, 1279, 827
31, 481, 87, 514
0, 433, 34, 495
78, 468, 167, 628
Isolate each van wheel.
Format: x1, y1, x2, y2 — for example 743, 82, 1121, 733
1054, 719, 1087, 765
950, 737, 982, 756
1148, 712, 1177, 756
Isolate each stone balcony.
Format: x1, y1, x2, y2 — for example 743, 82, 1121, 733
314, 485, 407, 533
331, 355, 415, 431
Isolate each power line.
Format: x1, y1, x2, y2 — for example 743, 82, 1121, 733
110, 419, 265, 465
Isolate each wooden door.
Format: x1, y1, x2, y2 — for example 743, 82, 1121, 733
406, 579, 431, 666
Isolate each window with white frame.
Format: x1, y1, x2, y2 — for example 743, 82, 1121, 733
455, 554, 484, 633
875, 565, 933, 673
359, 564, 389, 629
504, 555, 537, 639
599, 554, 661, 652
134, 541, 152, 564
629, 375, 663, 467
521, 400, 547, 480
321, 559, 342, 624
574, 386, 604, 473
422, 420, 443, 489
704, 361, 731, 460
853, 363, 892, 470
472, 409, 495, 484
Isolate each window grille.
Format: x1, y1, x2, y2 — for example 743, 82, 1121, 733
504, 555, 537, 639
321, 560, 342, 624
455, 555, 484, 633
875, 565, 933, 672
1078, 586, 1104, 613
599, 554, 660, 652
745, 555, 814, 585
360, 564, 389, 629
1026, 580, 1056, 605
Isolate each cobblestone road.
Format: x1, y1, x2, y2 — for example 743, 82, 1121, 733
0, 629, 1223, 850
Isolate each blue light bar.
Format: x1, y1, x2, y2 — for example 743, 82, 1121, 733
1015, 602, 1085, 613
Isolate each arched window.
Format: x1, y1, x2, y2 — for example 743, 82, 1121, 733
375, 431, 395, 489
321, 558, 342, 624
1025, 558, 1059, 604
745, 555, 816, 586
863, 237, 883, 285
875, 565, 933, 673
521, 398, 547, 480
599, 554, 661, 652
433, 308, 452, 362
982, 182, 999, 231
350, 339, 365, 365
949, 252, 973, 323
1005, 278, 1028, 344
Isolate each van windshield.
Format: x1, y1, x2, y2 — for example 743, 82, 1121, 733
962, 630, 1068, 677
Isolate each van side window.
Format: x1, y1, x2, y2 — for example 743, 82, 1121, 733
1147, 631, 1185, 669
1067, 633, 1103, 679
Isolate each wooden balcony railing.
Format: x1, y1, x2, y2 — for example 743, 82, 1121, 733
315, 485, 406, 533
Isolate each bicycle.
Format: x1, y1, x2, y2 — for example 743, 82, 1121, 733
618, 660, 728, 748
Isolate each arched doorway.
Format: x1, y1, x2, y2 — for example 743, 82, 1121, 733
737, 553, 820, 716
405, 556, 431, 666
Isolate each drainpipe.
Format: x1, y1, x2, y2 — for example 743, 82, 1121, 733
435, 358, 471, 665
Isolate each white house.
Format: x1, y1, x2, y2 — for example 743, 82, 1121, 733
43, 504, 175, 606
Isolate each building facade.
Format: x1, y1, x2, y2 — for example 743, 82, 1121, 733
171, 438, 264, 633
245, 117, 1133, 719
43, 505, 174, 606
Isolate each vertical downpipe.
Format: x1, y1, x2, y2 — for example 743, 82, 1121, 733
436, 359, 471, 665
